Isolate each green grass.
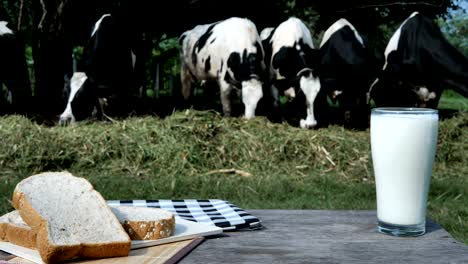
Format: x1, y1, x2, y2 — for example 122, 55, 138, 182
439, 89, 468, 111
0, 110, 466, 244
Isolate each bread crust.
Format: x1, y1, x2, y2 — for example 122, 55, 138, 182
12, 173, 131, 264
0, 210, 37, 249
5, 223, 37, 249
122, 215, 175, 240
0, 222, 6, 241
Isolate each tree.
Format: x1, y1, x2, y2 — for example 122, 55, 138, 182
281, 0, 454, 50
30, 0, 73, 121
437, 0, 468, 56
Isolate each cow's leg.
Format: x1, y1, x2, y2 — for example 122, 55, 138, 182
180, 64, 193, 100
299, 76, 321, 129
271, 84, 280, 110
268, 83, 284, 123
219, 79, 232, 117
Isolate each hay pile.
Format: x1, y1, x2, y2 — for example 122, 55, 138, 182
0, 110, 466, 186
0, 110, 466, 242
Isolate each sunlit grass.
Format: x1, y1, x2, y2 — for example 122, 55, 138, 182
439, 89, 468, 111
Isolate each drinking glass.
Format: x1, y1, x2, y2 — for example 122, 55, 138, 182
370, 107, 438, 236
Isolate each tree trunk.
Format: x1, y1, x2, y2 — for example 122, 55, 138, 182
154, 63, 160, 99
31, 0, 72, 123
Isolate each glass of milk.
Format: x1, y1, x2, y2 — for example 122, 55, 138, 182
370, 107, 438, 236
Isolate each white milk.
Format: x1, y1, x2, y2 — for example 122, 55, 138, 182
371, 110, 438, 226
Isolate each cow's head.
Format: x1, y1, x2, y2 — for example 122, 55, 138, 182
322, 71, 375, 128
272, 40, 320, 88
269, 40, 322, 128
368, 76, 420, 109
297, 68, 321, 128
242, 76, 263, 119
59, 72, 100, 125
226, 43, 265, 119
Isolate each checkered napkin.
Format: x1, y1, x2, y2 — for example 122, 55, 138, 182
107, 199, 262, 231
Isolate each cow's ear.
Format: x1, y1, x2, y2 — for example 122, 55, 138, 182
227, 52, 241, 74
272, 48, 290, 70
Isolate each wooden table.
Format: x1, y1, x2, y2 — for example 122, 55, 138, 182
179, 210, 468, 264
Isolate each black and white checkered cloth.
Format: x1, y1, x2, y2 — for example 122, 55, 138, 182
107, 199, 262, 231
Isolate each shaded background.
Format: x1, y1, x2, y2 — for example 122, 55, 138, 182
0, 0, 466, 122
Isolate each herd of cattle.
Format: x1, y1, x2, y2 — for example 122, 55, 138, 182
1, 11, 468, 128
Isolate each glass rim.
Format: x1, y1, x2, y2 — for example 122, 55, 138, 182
371, 107, 438, 115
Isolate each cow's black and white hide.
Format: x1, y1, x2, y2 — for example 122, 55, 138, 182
179, 17, 265, 119
260, 17, 321, 129
0, 21, 31, 114
60, 72, 98, 123
59, 14, 141, 124
369, 12, 468, 108
318, 18, 381, 129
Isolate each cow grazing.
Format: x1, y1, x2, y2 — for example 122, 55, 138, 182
60, 72, 95, 123
0, 20, 31, 114
369, 12, 468, 108
260, 17, 320, 129
59, 14, 141, 124
318, 18, 381, 128
179, 17, 265, 119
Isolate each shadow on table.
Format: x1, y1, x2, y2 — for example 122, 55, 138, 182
426, 219, 443, 234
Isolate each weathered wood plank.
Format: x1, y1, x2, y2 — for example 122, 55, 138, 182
179, 210, 468, 264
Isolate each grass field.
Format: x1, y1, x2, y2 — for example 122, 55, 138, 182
439, 90, 468, 111
0, 103, 466, 244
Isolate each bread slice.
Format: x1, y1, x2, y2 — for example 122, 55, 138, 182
0, 210, 37, 249
110, 206, 175, 240
1, 207, 176, 250
12, 171, 131, 264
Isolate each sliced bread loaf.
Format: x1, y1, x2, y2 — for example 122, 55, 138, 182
110, 206, 175, 240
12, 171, 131, 264
1, 207, 176, 250
0, 210, 36, 249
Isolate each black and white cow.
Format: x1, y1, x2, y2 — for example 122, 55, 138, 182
179, 17, 265, 119
0, 20, 31, 114
260, 17, 320, 128
60, 14, 141, 124
318, 18, 381, 128
369, 12, 468, 108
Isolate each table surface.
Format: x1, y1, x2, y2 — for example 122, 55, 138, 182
1, 209, 467, 264
179, 209, 468, 264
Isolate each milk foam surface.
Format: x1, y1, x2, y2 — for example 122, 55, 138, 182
371, 112, 438, 225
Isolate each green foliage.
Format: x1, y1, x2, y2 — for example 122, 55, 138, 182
437, 1, 468, 56
277, 0, 322, 45
146, 35, 181, 98
0, 111, 466, 243
157, 36, 181, 77
439, 89, 468, 110
72, 46, 84, 64
0, 0, 19, 27
283, 0, 320, 31
156, 36, 179, 53
25, 46, 35, 95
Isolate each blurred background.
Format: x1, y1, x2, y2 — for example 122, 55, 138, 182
0, 0, 467, 122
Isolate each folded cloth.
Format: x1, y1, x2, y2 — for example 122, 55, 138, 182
107, 199, 262, 231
